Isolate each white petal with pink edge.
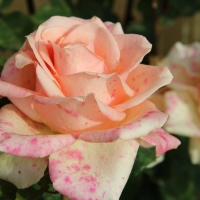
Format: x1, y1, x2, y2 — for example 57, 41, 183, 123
0, 152, 47, 188
49, 138, 139, 200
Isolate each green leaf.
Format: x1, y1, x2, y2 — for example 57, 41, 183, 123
0, 179, 17, 200
16, 187, 44, 200
0, 0, 13, 12
132, 146, 156, 176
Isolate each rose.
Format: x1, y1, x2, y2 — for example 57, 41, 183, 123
152, 42, 200, 164
0, 16, 179, 199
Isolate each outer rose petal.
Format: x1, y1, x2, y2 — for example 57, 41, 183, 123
33, 94, 126, 133
49, 138, 139, 200
56, 72, 134, 106
140, 129, 180, 156
114, 64, 173, 111
164, 91, 200, 137
0, 152, 47, 188
79, 100, 168, 142
1, 54, 36, 90
0, 104, 75, 157
189, 137, 200, 164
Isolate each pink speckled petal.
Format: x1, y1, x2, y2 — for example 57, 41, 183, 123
189, 137, 200, 164
114, 34, 152, 76
79, 100, 168, 142
0, 80, 37, 97
52, 43, 107, 76
1, 54, 36, 90
56, 72, 134, 106
164, 91, 200, 137
140, 129, 180, 157
36, 65, 64, 97
114, 64, 173, 111
104, 21, 124, 34
33, 94, 126, 133
0, 152, 47, 188
49, 138, 139, 199
0, 104, 75, 157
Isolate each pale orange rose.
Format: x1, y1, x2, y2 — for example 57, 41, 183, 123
0, 16, 180, 199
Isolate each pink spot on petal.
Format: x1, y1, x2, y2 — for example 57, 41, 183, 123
89, 187, 96, 193
66, 149, 83, 161
64, 176, 72, 184
30, 138, 37, 145
83, 165, 91, 170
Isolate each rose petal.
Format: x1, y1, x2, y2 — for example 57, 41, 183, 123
0, 105, 76, 157
114, 34, 152, 77
49, 138, 139, 199
56, 72, 134, 106
0, 152, 47, 188
51, 43, 107, 76
79, 100, 168, 142
114, 64, 173, 111
35, 16, 82, 43
164, 91, 200, 137
189, 137, 200, 164
140, 128, 180, 156
1, 54, 36, 90
27, 33, 59, 84
33, 94, 126, 133
59, 21, 120, 70
9, 96, 42, 123
104, 22, 124, 34
36, 65, 64, 97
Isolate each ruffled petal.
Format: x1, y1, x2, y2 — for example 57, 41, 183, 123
164, 91, 200, 137
52, 43, 107, 76
49, 138, 139, 199
114, 34, 152, 77
79, 100, 168, 142
56, 72, 134, 106
140, 129, 180, 156
0, 105, 75, 157
33, 94, 126, 133
114, 64, 173, 111
0, 152, 47, 188
189, 137, 200, 164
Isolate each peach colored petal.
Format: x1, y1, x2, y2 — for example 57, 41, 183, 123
189, 137, 200, 164
0, 153, 47, 188
104, 22, 124, 34
35, 16, 83, 43
79, 100, 168, 142
164, 91, 200, 137
148, 93, 165, 112
33, 94, 126, 133
114, 34, 152, 77
114, 64, 173, 111
51, 43, 107, 76
49, 138, 139, 199
9, 96, 42, 123
140, 128, 180, 157
59, 22, 120, 70
1, 54, 36, 90
27, 34, 59, 85
36, 65, 64, 97
56, 72, 134, 106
